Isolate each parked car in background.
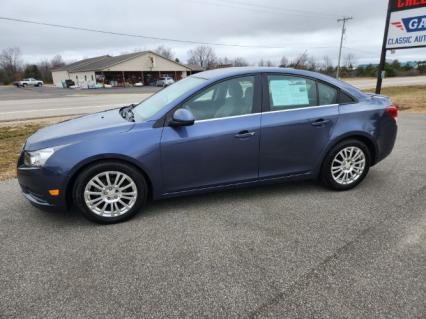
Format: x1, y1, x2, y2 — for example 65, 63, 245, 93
64, 79, 75, 88
17, 67, 398, 224
14, 78, 44, 87
156, 76, 175, 87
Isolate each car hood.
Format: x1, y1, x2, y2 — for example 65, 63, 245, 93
25, 108, 135, 151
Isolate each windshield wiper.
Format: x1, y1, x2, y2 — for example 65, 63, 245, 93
119, 104, 136, 122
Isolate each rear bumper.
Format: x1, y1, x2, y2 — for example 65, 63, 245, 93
375, 119, 398, 164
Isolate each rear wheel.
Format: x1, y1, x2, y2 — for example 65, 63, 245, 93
320, 139, 371, 190
73, 161, 147, 223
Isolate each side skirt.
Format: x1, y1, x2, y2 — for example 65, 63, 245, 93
157, 172, 313, 199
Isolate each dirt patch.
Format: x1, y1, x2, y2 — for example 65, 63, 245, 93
0, 123, 45, 180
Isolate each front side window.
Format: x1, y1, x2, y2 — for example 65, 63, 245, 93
318, 82, 338, 105
133, 76, 206, 121
180, 76, 255, 121
267, 75, 317, 111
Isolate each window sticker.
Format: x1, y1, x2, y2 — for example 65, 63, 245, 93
270, 79, 309, 107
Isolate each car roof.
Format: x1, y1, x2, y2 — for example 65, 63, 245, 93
192, 67, 366, 100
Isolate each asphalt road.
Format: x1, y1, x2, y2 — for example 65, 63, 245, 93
346, 75, 426, 90
0, 113, 425, 318
0, 76, 425, 121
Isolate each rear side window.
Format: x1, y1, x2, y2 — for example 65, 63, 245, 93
338, 91, 355, 104
318, 82, 338, 105
267, 75, 317, 111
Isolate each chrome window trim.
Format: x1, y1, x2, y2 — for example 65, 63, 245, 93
195, 112, 261, 123
193, 104, 338, 124
263, 103, 338, 114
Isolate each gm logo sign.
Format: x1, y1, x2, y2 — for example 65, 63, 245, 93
394, 15, 426, 32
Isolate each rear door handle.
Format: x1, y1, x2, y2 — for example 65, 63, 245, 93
311, 119, 331, 127
235, 130, 256, 138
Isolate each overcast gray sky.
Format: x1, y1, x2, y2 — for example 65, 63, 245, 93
1, 0, 425, 65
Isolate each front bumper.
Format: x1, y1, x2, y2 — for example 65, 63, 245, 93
17, 162, 68, 210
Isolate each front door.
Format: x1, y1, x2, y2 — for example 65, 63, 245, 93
260, 74, 339, 178
160, 75, 261, 194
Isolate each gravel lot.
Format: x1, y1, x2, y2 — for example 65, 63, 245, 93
0, 113, 425, 318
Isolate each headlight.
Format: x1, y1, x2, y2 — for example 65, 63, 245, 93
24, 148, 55, 167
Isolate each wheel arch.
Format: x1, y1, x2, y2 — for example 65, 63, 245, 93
64, 154, 154, 208
317, 132, 378, 174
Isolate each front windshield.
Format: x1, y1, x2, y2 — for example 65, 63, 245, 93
133, 77, 206, 121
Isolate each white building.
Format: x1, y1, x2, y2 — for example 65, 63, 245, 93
51, 51, 203, 88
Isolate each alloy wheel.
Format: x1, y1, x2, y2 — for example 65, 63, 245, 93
331, 146, 366, 185
84, 171, 138, 217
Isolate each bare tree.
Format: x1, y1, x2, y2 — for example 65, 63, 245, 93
50, 54, 65, 69
322, 56, 333, 70
38, 60, 51, 83
279, 56, 289, 67
321, 55, 335, 75
292, 51, 309, 69
0, 47, 23, 83
307, 56, 319, 71
217, 56, 233, 66
344, 53, 356, 69
233, 57, 249, 67
187, 46, 217, 69
258, 59, 274, 67
154, 46, 175, 60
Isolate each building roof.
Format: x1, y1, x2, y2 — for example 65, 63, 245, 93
53, 51, 191, 73
185, 64, 205, 72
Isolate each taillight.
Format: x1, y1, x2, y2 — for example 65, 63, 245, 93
385, 104, 398, 120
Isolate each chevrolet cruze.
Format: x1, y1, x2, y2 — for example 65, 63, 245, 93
17, 67, 398, 223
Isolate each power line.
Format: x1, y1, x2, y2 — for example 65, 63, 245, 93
188, 0, 341, 19
0, 16, 340, 50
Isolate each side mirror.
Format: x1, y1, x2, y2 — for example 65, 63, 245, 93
169, 108, 195, 127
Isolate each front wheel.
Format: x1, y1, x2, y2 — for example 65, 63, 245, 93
320, 139, 371, 190
73, 161, 147, 223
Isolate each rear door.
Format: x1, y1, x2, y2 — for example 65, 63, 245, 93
160, 75, 262, 194
259, 74, 339, 178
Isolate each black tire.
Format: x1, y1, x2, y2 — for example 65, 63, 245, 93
73, 161, 148, 224
22, 83, 27, 88
320, 139, 371, 191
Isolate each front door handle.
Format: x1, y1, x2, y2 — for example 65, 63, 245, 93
311, 119, 331, 127
235, 130, 256, 138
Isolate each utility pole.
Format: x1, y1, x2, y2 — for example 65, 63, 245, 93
336, 16, 353, 79
376, 1, 392, 94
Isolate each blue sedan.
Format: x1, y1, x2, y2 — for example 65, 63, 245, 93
17, 67, 398, 223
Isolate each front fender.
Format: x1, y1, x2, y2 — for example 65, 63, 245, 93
46, 123, 164, 202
